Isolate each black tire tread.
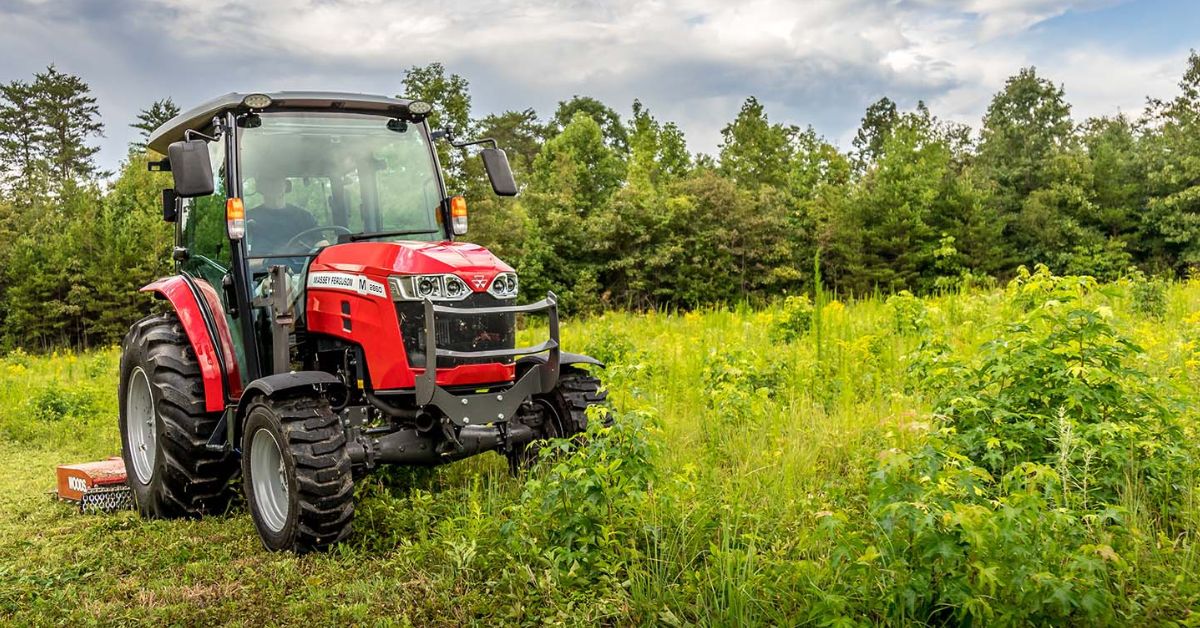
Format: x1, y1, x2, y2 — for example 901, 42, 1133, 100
121, 313, 237, 518
552, 366, 610, 435
266, 396, 354, 552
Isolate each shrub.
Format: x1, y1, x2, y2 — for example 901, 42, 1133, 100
27, 387, 96, 422
582, 326, 654, 389
702, 348, 783, 393
350, 470, 440, 552
885, 290, 928, 334
582, 326, 636, 366
849, 267, 1197, 623
1127, 268, 1168, 320
2, 347, 31, 368
866, 436, 1127, 624
702, 349, 783, 426
1005, 264, 1099, 312
770, 295, 814, 343
924, 274, 1184, 507
502, 407, 660, 587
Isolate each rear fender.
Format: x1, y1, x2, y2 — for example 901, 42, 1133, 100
140, 276, 240, 413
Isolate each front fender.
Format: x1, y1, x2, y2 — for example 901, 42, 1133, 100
516, 351, 604, 376
232, 371, 347, 446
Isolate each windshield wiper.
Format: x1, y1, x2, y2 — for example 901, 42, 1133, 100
341, 229, 441, 243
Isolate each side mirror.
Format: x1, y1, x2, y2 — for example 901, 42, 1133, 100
161, 188, 178, 222
167, 139, 214, 197
480, 148, 517, 197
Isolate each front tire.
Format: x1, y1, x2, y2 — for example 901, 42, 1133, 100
508, 366, 609, 470
119, 313, 237, 518
241, 395, 354, 553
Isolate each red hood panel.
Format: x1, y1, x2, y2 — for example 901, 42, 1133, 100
311, 240, 513, 287
305, 240, 517, 390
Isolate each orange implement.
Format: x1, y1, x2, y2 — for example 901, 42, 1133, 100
56, 457, 127, 502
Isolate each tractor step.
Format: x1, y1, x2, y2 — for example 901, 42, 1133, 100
55, 457, 133, 514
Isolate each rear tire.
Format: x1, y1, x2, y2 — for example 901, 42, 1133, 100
241, 395, 354, 553
119, 313, 237, 518
508, 366, 609, 470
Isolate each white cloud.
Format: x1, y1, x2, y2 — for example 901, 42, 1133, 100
0, 0, 1191, 171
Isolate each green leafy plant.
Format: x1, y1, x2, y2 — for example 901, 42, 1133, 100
770, 295, 814, 343
27, 387, 95, 422
925, 268, 1184, 506
503, 407, 661, 587
1128, 268, 1168, 320
700, 349, 784, 442
885, 290, 928, 334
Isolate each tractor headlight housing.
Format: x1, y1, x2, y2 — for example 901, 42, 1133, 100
389, 274, 472, 301
406, 100, 432, 120
242, 93, 273, 109
488, 272, 518, 299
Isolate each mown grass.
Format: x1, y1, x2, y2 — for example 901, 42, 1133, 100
2, 272, 1199, 625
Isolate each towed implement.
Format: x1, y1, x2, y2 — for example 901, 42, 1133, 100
119, 92, 607, 552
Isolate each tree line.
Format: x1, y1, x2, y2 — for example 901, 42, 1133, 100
1, 54, 1198, 350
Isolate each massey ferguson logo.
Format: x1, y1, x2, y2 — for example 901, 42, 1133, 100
307, 272, 387, 298
471, 274, 488, 289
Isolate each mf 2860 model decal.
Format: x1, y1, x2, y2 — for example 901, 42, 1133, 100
307, 272, 388, 298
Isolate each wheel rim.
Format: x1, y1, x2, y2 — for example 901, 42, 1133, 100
125, 367, 156, 484
250, 427, 289, 533
534, 398, 564, 439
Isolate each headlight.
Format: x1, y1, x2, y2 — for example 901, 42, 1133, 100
389, 274, 472, 301
488, 272, 518, 299
242, 93, 273, 109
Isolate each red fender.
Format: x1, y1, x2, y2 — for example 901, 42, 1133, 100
140, 276, 242, 412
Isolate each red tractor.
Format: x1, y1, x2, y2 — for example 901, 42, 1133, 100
120, 92, 606, 552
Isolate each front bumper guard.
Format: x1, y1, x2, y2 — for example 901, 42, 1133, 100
414, 292, 560, 427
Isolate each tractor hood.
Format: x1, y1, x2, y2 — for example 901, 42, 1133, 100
309, 240, 514, 286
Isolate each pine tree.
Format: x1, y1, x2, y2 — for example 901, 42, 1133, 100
0, 79, 46, 198
32, 65, 105, 187
852, 97, 899, 172
130, 97, 180, 152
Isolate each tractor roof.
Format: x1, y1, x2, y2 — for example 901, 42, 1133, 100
147, 91, 414, 154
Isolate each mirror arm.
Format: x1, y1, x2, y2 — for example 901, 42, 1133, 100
185, 118, 227, 144
432, 127, 498, 150
449, 137, 498, 150
184, 128, 219, 143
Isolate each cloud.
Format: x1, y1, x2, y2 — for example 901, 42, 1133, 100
0, 0, 1191, 173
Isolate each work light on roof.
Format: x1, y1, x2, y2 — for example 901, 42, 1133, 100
242, 93, 273, 109
407, 100, 432, 116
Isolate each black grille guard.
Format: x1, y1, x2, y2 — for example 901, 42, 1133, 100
414, 292, 560, 427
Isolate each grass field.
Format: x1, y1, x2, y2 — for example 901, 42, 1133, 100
2, 267, 1199, 625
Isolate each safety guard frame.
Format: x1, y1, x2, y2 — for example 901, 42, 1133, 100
415, 292, 561, 427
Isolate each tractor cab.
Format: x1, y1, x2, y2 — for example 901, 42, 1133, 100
119, 92, 606, 552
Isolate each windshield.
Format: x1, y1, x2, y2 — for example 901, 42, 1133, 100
238, 111, 445, 258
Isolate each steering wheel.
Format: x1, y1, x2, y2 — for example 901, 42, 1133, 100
283, 225, 353, 251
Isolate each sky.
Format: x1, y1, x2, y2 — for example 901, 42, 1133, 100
0, 0, 1196, 175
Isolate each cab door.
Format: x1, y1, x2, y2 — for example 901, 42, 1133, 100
176, 130, 249, 387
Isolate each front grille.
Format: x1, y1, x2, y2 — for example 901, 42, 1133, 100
396, 292, 517, 368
